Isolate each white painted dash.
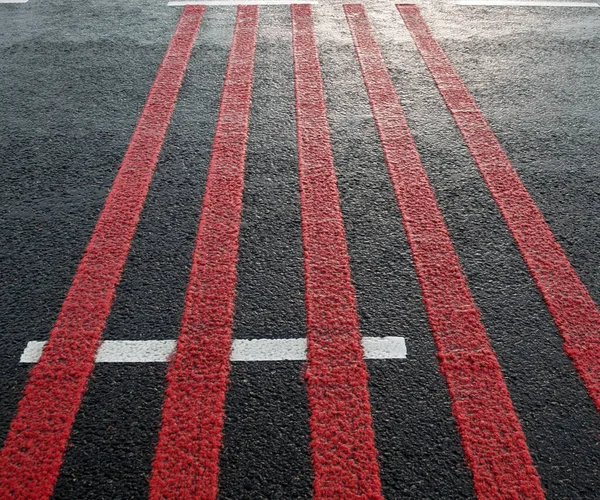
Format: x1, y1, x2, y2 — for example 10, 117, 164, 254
20, 337, 407, 363
456, 0, 599, 6
169, 0, 317, 5
97, 340, 175, 363
0, 0, 29, 3
20, 341, 47, 363
231, 338, 307, 361
361, 336, 407, 360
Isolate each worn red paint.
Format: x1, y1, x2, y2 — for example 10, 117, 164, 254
397, 3, 600, 414
148, 6, 258, 500
291, 5, 383, 498
345, 4, 545, 499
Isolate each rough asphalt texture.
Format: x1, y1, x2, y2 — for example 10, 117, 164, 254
0, 0, 598, 498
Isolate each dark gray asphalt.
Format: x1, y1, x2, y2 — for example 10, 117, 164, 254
1, 0, 599, 498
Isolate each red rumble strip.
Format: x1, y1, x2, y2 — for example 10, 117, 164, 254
149, 6, 258, 499
397, 4, 600, 412
0, 7, 204, 499
344, 5, 544, 499
291, 5, 383, 498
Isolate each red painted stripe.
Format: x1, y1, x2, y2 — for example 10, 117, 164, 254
291, 5, 383, 498
344, 5, 545, 499
397, 3, 600, 412
148, 6, 258, 499
0, 8, 204, 499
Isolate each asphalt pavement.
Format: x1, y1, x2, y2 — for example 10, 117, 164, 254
0, 0, 599, 498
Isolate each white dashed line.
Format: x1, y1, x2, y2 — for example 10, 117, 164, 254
456, 0, 599, 6
20, 337, 407, 363
0, 0, 28, 3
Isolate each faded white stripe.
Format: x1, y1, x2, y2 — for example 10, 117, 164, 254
456, 0, 599, 6
0, 0, 28, 3
20, 337, 406, 363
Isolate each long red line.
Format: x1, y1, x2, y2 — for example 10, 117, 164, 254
291, 5, 383, 498
344, 5, 544, 499
397, 3, 600, 412
148, 7, 258, 499
0, 7, 204, 499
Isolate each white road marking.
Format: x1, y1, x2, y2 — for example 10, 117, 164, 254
20, 337, 407, 363
231, 338, 307, 361
456, 0, 599, 6
361, 336, 408, 360
99, 340, 174, 363
168, 0, 317, 5
0, 0, 28, 3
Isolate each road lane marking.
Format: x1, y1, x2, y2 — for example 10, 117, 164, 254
0, 0, 28, 3
361, 336, 408, 359
345, 5, 545, 499
148, 7, 258, 500
20, 340, 175, 364
398, 3, 600, 416
456, 0, 599, 6
20, 337, 407, 363
0, 8, 205, 499
291, 5, 383, 498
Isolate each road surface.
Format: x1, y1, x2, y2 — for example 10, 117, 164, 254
0, 0, 599, 498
